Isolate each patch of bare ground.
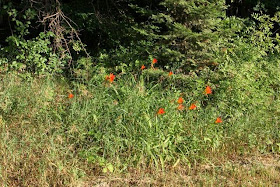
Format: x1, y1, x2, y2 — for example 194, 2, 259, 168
82, 154, 280, 186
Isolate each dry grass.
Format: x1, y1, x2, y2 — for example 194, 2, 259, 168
87, 154, 280, 186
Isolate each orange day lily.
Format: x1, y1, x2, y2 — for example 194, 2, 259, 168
177, 104, 184, 111
189, 103, 197, 110
215, 117, 222, 124
68, 93, 74, 99
141, 65, 146, 70
168, 71, 173, 76
177, 97, 184, 104
106, 73, 115, 83
157, 108, 165, 115
152, 58, 158, 64
205, 85, 212, 95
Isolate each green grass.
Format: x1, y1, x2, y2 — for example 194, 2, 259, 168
0, 66, 280, 186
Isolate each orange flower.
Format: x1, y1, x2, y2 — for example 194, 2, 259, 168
152, 58, 158, 64
109, 73, 115, 83
205, 85, 212, 95
141, 65, 146, 70
168, 71, 173, 76
157, 108, 165, 115
106, 73, 115, 83
177, 104, 184, 111
68, 93, 74, 99
177, 97, 184, 104
189, 103, 197, 110
215, 117, 222, 124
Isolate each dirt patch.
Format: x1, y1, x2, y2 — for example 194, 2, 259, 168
82, 154, 280, 186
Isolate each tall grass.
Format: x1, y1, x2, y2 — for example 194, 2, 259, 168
1, 54, 280, 185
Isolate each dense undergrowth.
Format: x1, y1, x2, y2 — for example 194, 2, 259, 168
1, 52, 280, 185
1, 0, 280, 186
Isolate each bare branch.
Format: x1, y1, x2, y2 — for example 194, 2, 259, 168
29, 0, 89, 66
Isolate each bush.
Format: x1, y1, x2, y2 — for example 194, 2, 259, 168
1, 32, 67, 74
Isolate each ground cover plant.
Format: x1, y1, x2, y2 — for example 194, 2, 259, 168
1, 0, 280, 186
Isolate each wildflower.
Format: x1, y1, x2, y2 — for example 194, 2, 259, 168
189, 103, 197, 110
106, 73, 115, 83
157, 108, 165, 115
168, 71, 173, 76
141, 65, 146, 70
177, 97, 184, 104
152, 58, 158, 64
205, 85, 212, 95
68, 93, 74, 99
177, 104, 184, 111
109, 73, 115, 83
215, 117, 222, 124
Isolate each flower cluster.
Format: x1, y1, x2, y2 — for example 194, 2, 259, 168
157, 85, 222, 124
68, 57, 222, 124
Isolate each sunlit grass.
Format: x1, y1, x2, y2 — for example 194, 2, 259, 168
0, 68, 279, 185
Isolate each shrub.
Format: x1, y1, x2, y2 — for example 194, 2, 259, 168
1, 32, 67, 74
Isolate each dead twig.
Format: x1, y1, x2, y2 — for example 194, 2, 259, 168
30, 0, 89, 67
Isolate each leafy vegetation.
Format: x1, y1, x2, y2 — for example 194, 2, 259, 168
1, 0, 280, 186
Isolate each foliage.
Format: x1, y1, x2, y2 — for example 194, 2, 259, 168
0, 32, 68, 74
1, 0, 280, 74
0, 6, 69, 74
64, 0, 227, 71
1, 1, 280, 185
0, 1, 87, 75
